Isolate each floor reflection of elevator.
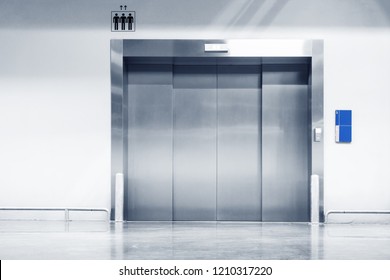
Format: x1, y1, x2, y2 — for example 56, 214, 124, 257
126, 57, 310, 222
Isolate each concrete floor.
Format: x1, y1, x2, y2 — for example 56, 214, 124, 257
0, 221, 389, 259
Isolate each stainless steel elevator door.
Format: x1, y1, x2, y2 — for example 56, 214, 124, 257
217, 65, 262, 221
173, 65, 217, 220
262, 64, 310, 222
125, 59, 310, 222
127, 64, 173, 220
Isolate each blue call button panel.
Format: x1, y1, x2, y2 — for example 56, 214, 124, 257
335, 110, 352, 143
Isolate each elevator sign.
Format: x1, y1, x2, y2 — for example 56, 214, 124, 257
111, 6, 135, 32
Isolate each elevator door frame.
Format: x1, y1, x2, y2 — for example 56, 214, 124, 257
111, 39, 324, 222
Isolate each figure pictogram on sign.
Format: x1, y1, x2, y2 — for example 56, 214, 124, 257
127, 13, 134, 30
113, 13, 120, 30
111, 9, 135, 32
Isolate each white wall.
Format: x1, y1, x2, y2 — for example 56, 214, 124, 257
0, 30, 111, 212
1, 0, 390, 221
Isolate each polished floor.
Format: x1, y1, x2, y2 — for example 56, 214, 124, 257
0, 221, 390, 259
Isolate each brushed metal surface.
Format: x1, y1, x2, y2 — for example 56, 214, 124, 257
262, 64, 310, 222
123, 40, 313, 58
217, 65, 262, 221
262, 64, 309, 85
110, 40, 124, 220
127, 64, 173, 220
173, 65, 217, 220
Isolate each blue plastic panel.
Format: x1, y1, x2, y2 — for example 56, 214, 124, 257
340, 110, 352, 125
335, 110, 352, 143
339, 125, 352, 142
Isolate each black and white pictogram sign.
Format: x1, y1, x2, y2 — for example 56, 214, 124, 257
111, 8, 135, 32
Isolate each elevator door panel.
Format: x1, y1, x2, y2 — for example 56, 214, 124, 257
262, 64, 310, 222
127, 64, 173, 220
173, 65, 217, 220
217, 65, 262, 221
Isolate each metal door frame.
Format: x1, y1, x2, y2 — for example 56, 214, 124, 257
111, 39, 324, 221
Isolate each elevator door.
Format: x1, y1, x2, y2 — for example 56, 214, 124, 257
173, 65, 217, 220
126, 59, 310, 222
262, 64, 310, 222
217, 64, 262, 221
127, 64, 173, 221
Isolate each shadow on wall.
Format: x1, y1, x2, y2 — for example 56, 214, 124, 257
212, 0, 289, 28
376, 0, 390, 18
214, 0, 390, 29
0, 0, 390, 30
258, 0, 289, 26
